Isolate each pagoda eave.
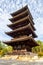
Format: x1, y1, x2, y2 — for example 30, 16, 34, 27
11, 5, 28, 16
9, 16, 34, 25
5, 24, 37, 38
8, 16, 35, 30
7, 24, 36, 31
11, 5, 33, 20
3, 36, 39, 47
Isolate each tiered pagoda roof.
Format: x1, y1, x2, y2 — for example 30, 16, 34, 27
4, 36, 38, 47
7, 15, 35, 30
6, 23, 37, 38
4, 5, 39, 53
11, 5, 33, 22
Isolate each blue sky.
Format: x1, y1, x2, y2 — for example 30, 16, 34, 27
0, 0, 43, 41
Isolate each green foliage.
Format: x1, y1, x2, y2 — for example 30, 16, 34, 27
32, 40, 43, 57
37, 40, 43, 46
32, 46, 43, 53
38, 52, 43, 57
0, 41, 7, 50
5, 46, 13, 53
0, 41, 13, 57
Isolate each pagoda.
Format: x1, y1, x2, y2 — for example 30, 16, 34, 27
4, 5, 39, 55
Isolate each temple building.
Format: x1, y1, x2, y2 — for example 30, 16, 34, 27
4, 5, 39, 55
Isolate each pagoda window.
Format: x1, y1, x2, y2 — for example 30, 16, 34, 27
17, 45, 21, 50
14, 46, 17, 50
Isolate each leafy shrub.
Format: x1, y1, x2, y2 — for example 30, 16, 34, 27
5, 46, 13, 53
38, 52, 43, 57
0, 41, 13, 57
32, 46, 43, 57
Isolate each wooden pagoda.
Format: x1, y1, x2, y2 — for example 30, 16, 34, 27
4, 5, 39, 55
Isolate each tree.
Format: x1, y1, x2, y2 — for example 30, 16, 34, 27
0, 41, 13, 56
37, 40, 43, 46
5, 46, 13, 53
32, 40, 43, 56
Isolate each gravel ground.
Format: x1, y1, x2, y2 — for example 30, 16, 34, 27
0, 59, 43, 65
0, 55, 43, 65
